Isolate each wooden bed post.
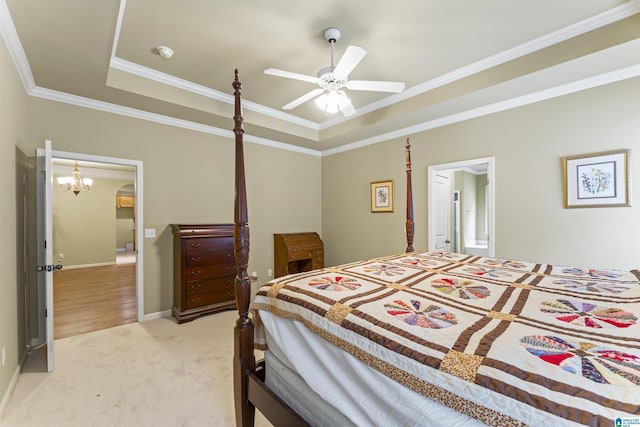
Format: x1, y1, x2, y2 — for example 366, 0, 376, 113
405, 138, 415, 253
232, 70, 255, 427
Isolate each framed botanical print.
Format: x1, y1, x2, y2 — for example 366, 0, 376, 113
371, 180, 394, 212
563, 149, 630, 208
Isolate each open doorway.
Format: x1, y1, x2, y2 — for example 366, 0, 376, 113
51, 158, 139, 339
33, 144, 144, 372
428, 157, 495, 257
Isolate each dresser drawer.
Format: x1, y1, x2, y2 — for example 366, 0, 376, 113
186, 263, 235, 279
185, 286, 235, 310
186, 276, 234, 296
288, 248, 324, 261
185, 237, 233, 253
186, 251, 234, 267
172, 224, 236, 323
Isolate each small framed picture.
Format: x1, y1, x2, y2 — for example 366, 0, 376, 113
563, 149, 630, 208
371, 180, 394, 213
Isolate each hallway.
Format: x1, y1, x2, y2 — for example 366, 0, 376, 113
53, 253, 136, 339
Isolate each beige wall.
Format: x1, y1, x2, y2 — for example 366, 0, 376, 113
116, 206, 135, 250
323, 76, 640, 270
52, 176, 133, 267
0, 31, 28, 411
23, 97, 322, 316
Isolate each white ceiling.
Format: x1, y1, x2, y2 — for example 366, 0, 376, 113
4, 0, 640, 154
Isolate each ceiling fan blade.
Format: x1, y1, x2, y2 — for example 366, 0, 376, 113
345, 80, 405, 93
340, 100, 356, 117
264, 68, 321, 84
282, 88, 325, 110
332, 45, 367, 77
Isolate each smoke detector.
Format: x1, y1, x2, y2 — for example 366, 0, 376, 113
156, 45, 174, 59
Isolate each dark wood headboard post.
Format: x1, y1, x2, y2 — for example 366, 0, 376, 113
232, 70, 255, 427
405, 138, 415, 253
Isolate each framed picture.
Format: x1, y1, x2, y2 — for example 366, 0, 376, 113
563, 149, 630, 208
371, 180, 394, 212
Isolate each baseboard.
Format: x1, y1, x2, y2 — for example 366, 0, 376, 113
143, 310, 171, 321
62, 261, 116, 270
0, 363, 21, 421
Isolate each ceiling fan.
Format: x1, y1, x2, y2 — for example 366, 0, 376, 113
265, 27, 405, 117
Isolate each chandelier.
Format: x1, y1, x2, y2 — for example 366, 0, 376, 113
57, 161, 93, 195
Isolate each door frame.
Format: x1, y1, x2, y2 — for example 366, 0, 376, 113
53, 149, 145, 322
428, 157, 495, 257
36, 146, 145, 357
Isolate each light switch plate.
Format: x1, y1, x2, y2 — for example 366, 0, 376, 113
144, 228, 156, 238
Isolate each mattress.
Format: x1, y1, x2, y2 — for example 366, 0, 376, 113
253, 251, 640, 426
262, 311, 484, 427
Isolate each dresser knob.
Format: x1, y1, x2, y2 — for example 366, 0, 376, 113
191, 271, 201, 276
191, 283, 202, 290
191, 256, 202, 262
191, 242, 201, 248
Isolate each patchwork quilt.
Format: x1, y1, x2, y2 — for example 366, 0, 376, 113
252, 251, 640, 426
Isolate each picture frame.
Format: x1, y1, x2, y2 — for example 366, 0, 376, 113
371, 180, 394, 212
562, 149, 630, 208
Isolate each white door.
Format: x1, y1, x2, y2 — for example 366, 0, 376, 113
434, 173, 451, 251
36, 140, 56, 372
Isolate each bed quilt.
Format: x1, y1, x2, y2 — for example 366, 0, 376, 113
251, 251, 640, 427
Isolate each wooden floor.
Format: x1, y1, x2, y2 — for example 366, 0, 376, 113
53, 262, 137, 339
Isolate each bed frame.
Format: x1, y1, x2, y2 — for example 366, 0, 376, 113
232, 70, 415, 427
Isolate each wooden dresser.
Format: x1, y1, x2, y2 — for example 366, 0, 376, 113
274, 232, 324, 278
171, 224, 236, 323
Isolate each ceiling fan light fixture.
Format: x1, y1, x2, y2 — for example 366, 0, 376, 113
314, 90, 354, 116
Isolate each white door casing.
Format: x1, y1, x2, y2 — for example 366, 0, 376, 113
35, 142, 145, 373
428, 157, 495, 256
434, 173, 451, 251
35, 140, 55, 372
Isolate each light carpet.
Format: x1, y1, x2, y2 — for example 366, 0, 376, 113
1, 311, 271, 426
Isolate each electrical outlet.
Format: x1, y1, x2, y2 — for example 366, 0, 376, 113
268, 269, 273, 277
59, 253, 64, 259
2, 345, 6, 367
144, 228, 156, 238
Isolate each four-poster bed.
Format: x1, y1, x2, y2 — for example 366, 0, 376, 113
232, 71, 640, 426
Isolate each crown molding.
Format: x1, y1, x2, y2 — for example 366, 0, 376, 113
109, 57, 320, 131
319, 1, 640, 130
29, 86, 321, 156
322, 64, 640, 156
0, 0, 34, 91
2, 0, 638, 159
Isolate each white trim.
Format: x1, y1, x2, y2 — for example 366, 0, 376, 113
0, 365, 20, 420
52, 164, 135, 181
0, 0, 35, 91
1, 0, 638, 158
321, 64, 640, 156
319, 1, 640, 129
143, 310, 172, 321
59, 262, 116, 270
428, 157, 495, 257
109, 57, 320, 131
29, 87, 322, 157
51, 149, 146, 323
110, 0, 127, 61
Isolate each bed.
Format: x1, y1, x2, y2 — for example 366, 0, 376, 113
231, 71, 640, 426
